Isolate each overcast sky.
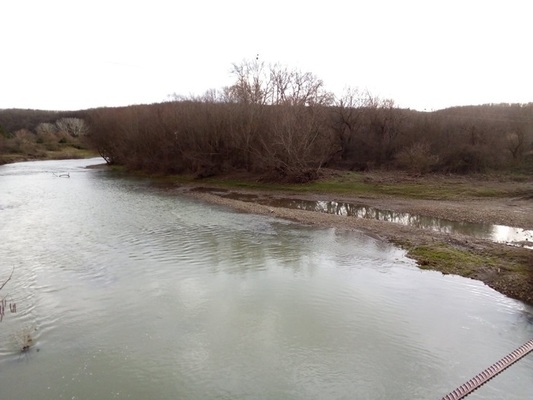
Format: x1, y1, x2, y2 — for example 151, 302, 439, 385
1, 0, 531, 111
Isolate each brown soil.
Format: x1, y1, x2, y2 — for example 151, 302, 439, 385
179, 183, 533, 305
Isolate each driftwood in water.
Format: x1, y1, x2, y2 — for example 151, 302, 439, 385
0, 267, 15, 321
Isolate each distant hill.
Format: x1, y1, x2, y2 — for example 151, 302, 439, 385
0, 109, 88, 134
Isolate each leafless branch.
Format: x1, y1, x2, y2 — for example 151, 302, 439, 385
0, 267, 14, 292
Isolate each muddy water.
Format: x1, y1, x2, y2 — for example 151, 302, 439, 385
0, 159, 532, 400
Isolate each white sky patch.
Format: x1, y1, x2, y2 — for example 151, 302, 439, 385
1, 0, 531, 111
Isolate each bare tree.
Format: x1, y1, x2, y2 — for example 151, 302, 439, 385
331, 88, 373, 166
506, 128, 526, 162
261, 104, 335, 181
36, 122, 58, 135
366, 97, 406, 166
225, 59, 272, 105
225, 59, 333, 107
395, 142, 439, 174
221, 60, 337, 180
56, 118, 89, 137
270, 66, 333, 107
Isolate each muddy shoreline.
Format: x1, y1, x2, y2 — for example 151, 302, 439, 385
181, 186, 533, 305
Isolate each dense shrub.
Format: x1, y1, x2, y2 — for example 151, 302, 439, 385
3, 62, 532, 180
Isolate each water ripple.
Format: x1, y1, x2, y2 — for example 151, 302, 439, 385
1, 159, 532, 400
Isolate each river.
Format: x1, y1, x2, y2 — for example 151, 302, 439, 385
0, 158, 532, 400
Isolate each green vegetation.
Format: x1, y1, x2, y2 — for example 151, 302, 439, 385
193, 169, 532, 200
404, 240, 533, 304
407, 243, 496, 276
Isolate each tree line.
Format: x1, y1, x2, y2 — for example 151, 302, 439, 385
87, 60, 533, 180
3, 60, 533, 180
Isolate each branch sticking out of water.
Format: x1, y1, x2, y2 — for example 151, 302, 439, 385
0, 267, 15, 321
0, 267, 14, 292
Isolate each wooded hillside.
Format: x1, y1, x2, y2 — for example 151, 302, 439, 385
2, 61, 532, 179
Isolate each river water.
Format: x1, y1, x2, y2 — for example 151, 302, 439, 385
0, 158, 532, 400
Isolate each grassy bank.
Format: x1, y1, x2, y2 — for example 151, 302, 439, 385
402, 240, 533, 304
193, 169, 533, 200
